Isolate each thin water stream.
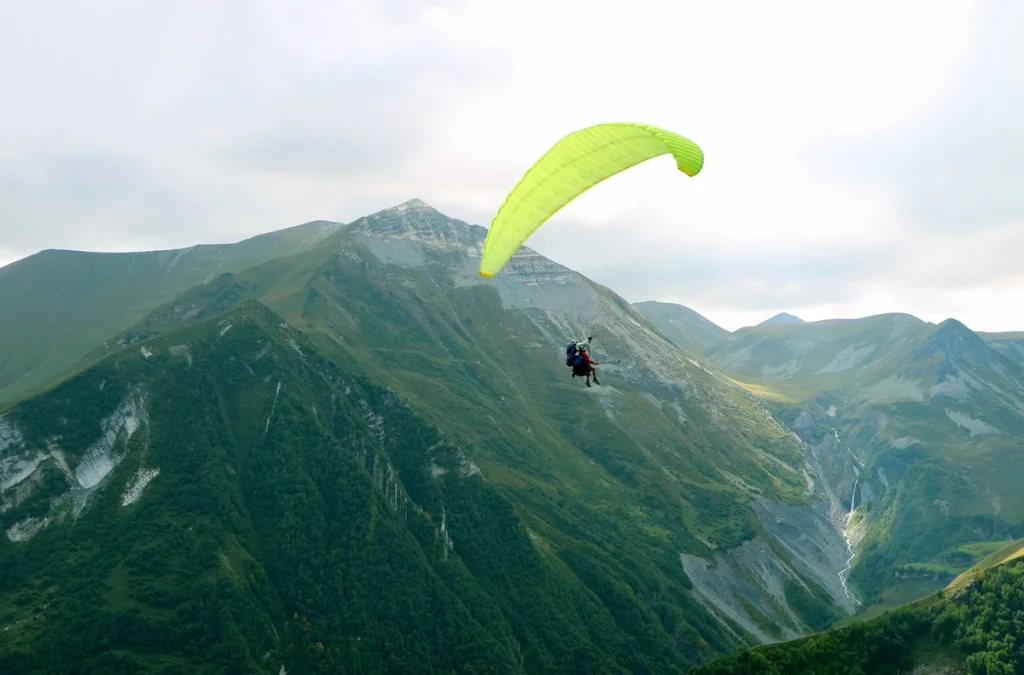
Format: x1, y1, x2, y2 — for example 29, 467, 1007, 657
839, 479, 859, 601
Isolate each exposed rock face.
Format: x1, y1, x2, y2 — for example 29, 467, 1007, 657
680, 536, 806, 644
0, 388, 157, 542
753, 497, 859, 613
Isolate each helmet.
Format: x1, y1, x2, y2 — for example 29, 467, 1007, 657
579, 343, 588, 351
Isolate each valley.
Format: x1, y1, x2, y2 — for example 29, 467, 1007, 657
690, 542, 1024, 675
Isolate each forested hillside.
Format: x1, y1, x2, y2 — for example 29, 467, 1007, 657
2, 302, 722, 673
691, 556, 1024, 674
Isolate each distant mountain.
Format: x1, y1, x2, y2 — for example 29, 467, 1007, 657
979, 330, 1024, 367
0, 218, 345, 407
703, 312, 1024, 605
632, 301, 731, 355
756, 312, 806, 327
706, 313, 934, 392
0, 199, 865, 670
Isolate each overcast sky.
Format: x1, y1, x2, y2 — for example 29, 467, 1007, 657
2, 0, 1022, 331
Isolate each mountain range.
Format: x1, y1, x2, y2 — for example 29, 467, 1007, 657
638, 299, 1024, 599
1, 198, 1021, 673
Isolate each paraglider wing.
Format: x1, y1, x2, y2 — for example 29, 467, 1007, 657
479, 122, 704, 278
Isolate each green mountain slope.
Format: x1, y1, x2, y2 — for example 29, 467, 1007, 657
0, 218, 345, 407
945, 537, 1024, 595
980, 331, 1024, 367
702, 314, 1024, 606
632, 301, 731, 355
690, 547, 1024, 675
2, 199, 877, 665
830, 537, 1022, 628
1, 301, 724, 673
706, 313, 934, 396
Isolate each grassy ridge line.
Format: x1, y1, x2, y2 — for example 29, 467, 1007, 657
946, 538, 1024, 595
0, 219, 346, 407
690, 556, 1024, 674
816, 538, 1024, 642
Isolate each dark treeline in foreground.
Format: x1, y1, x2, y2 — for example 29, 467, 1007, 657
691, 560, 1024, 675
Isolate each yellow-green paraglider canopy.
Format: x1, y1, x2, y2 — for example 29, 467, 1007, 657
479, 122, 704, 278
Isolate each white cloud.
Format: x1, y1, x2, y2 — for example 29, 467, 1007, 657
805, 0, 1024, 234
0, 0, 499, 250
1, 0, 1020, 332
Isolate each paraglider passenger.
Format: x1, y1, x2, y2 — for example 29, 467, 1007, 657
575, 344, 600, 387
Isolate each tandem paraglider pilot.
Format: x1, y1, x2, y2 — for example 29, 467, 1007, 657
566, 337, 600, 388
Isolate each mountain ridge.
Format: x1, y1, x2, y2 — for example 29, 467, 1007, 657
632, 301, 732, 356
756, 312, 805, 327
0, 216, 349, 407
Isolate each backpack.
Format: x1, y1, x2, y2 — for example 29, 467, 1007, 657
565, 341, 578, 367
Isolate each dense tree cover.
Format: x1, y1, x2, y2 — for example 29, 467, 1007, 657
690, 559, 1024, 675
0, 304, 753, 673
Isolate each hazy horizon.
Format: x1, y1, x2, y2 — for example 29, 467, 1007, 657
2, 0, 1021, 332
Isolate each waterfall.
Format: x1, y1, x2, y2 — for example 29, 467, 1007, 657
839, 479, 860, 602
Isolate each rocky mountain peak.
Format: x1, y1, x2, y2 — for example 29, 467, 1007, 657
929, 318, 993, 362
347, 198, 485, 253
394, 197, 434, 212
343, 199, 578, 287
